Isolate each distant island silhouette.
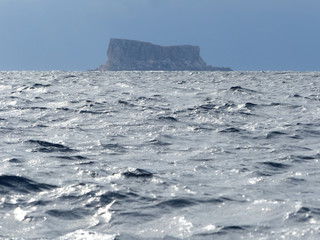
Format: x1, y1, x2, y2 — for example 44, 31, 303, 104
99, 38, 232, 71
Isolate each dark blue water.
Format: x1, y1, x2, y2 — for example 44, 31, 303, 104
1, 71, 320, 239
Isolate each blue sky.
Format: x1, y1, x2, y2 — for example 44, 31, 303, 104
0, 0, 319, 71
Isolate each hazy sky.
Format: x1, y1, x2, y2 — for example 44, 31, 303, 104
1, 0, 319, 71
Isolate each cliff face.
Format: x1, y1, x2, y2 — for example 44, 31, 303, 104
99, 38, 231, 71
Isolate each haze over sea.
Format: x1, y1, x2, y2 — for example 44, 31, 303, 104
1, 70, 320, 239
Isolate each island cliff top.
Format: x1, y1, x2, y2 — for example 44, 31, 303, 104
99, 38, 232, 71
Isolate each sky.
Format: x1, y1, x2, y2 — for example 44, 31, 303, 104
0, 0, 319, 71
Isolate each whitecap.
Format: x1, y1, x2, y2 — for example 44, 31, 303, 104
59, 230, 116, 240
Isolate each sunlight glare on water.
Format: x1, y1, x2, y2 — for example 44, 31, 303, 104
0, 71, 320, 239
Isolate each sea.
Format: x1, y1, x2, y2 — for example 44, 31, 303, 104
0, 71, 320, 239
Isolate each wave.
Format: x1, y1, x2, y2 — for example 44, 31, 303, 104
0, 175, 57, 194
46, 208, 90, 220
122, 168, 153, 178
27, 139, 76, 153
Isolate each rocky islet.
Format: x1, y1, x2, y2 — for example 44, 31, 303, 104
99, 38, 231, 71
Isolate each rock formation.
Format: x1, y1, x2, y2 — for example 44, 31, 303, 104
99, 38, 231, 71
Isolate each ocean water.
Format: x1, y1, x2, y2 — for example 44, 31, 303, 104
0, 71, 320, 239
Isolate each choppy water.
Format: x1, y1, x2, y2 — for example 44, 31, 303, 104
1, 71, 320, 239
